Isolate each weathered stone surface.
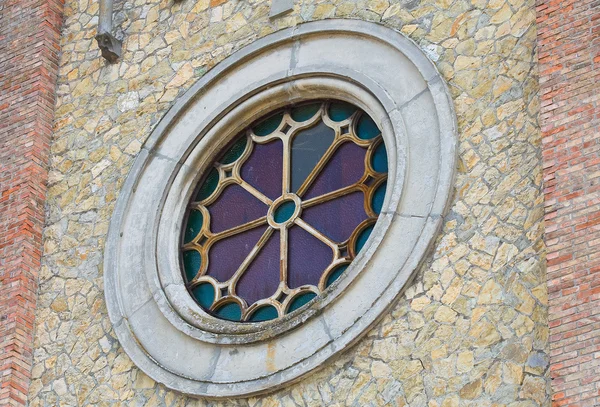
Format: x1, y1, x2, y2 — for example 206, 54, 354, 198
30, 0, 549, 404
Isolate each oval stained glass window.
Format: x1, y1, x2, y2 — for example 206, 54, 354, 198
181, 100, 388, 322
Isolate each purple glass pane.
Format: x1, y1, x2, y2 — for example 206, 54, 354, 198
288, 225, 333, 288
241, 140, 283, 200
208, 184, 268, 233
303, 141, 366, 199
236, 230, 280, 305
207, 225, 268, 283
301, 191, 368, 243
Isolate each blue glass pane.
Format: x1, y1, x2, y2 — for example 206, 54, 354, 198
328, 102, 356, 121
214, 302, 242, 321
356, 114, 380, 140
254, 112, 284, 136
196, 168, 219, 201
326, 264, 348, 287
371, 142, 388, 173
372, 182, 387, 215
220, 137, 247, 164
248, 305, 278, 322
287, 292, 317, 313
355, 224, 374, 254
291, 103, 320, 122
184, 209, 203, 243
192, 283, 215, 309
183, 250, 201, 282
274, 200, 296, 223
291, 120, 335, 192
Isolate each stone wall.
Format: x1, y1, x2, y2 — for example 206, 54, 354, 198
29, 0, 550, 405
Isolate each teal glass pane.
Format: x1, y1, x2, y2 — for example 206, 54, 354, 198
183, 250, 201, 282
214, 302, 242, 321
192, 283, 215, 309
355, 224, 374, 254
220, 137, 247, 164
248, 305, 278, 322
184, 209, 203, 243
196, 168, 219, 201
356, 115, 380, 140
287, 292, 317, 313
326, 264, 348, 287
328, 101, 356, 121
372, 182, 387, 215
291, 103, 320, 122
274, 200, 296, 223
371, 143, 388, 173
254, 112, 284, 136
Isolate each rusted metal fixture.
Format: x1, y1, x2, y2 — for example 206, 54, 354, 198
96, 0, 122, 63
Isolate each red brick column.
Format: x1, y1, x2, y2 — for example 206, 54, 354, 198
0, 0, 64, 405
537, 0, 600, 405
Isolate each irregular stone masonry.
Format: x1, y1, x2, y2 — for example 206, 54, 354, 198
27, 0, 550, 405
0, 0, 64, 405
536, 0, 600, 405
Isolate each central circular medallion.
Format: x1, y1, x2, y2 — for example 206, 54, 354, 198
268, 194, 302, 227
181, 100, 389, 322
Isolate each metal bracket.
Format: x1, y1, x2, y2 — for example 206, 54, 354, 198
95, 32, 122, 63
97, 0, 122, 63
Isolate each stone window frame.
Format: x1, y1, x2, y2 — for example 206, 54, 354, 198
104, 19, 457, 398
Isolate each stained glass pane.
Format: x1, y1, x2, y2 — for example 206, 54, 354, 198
214, 302, 242, 321
303, 142, 366, 200
356, 114, 380, 140
328, 101, 356, 121
325, 264, 348, 287
248, 305, 279, 322
355, 224, 374, 254
181, 100, 387, 322
183, 209, 204, 243
254, 112, 284, 136
183, 250, 201, 282
288, 225, 333, 288
291, 121, 335, 192
196, 168, 219, 201
192, 283, 215, 309
207, 184, 267, 233
291, 103, 320, 122
236, 230, 280, 306
287, 292, 317, 313
207, 225, 268, 282
273, 200, 296, 223
220, 137, 247, 164
371, 142, 388, 173
372, 182, 387, 215
302, 191, 368, 243
241, 139, 283, 200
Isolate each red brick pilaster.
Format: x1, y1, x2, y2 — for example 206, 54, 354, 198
537, 0, 600, 405
0, 0, 64, 405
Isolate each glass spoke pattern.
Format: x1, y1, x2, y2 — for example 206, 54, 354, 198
181, 101, 388, 322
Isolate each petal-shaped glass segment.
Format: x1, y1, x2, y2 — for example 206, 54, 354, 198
181, 100, 388, 322
207, 184, 267, 233
241, 140, 283, 200
236, 230, 280, 306
303, 142, 366, 200
291, 121, 335, 193
288, 225, 333, 288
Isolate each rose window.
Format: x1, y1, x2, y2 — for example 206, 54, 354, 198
181, 100, 388, 322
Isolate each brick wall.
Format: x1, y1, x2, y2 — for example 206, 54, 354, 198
537, 0, 600, 404
0, 0, 64, 405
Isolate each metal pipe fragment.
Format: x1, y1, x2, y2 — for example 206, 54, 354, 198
96, 0, 122, 63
